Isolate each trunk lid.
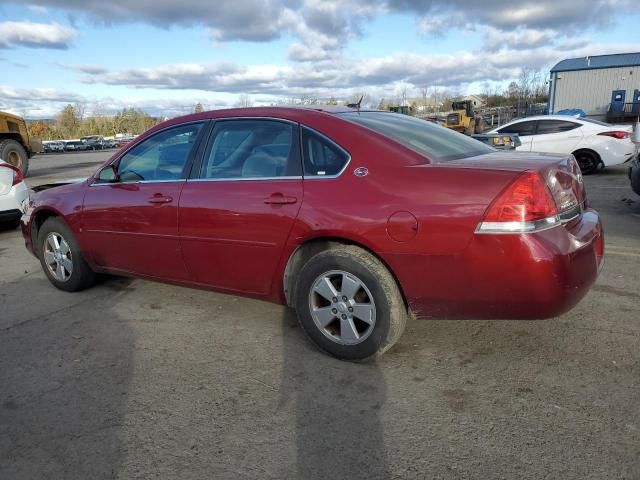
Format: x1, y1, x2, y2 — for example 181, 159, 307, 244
443, 151, 573, 172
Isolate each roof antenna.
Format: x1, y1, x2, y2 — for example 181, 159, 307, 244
347, 95, 364, 110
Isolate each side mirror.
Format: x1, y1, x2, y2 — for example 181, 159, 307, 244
96, 164, 119, 183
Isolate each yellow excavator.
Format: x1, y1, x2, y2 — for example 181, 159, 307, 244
445, 100, 486, 135
0, 111, 41, 176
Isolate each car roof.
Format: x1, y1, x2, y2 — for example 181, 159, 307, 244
166, 105, 387, 124
505, 115, 585, 123
142, 106, 388, 139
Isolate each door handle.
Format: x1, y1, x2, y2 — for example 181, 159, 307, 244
264, 193, 297, 205
148, 194, 173, 204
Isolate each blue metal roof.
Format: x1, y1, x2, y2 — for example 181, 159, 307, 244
551, 52, 640, 72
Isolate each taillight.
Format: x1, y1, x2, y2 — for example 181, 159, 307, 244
477, 160, 587, 234
0, 163, 23, 186
598, 131, 630, 139
477, 171, 559, 233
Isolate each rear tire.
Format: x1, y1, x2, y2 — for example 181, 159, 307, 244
37, 217, 96, 292
293, 245, 407, 361
0, 139, 29, 176
573, 150, 600, 175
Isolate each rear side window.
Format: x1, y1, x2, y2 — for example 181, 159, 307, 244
498, 121, 537, 136
301, 127, 350, 176
536, 120, 580, 134
339, 111, 493, 162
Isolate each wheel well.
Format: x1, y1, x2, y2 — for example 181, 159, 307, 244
572, 148, 602, 165
0, 134, 27, 149
282, 237, 408, 309
31, 210, 59, 253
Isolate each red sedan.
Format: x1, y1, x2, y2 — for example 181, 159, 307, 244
22, 107, 603, 360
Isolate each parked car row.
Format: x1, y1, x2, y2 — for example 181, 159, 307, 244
41, 137, 128, 153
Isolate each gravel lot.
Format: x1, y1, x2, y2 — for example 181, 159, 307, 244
1, 152, 639, 479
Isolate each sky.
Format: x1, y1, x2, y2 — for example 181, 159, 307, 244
0, 0, 639, 118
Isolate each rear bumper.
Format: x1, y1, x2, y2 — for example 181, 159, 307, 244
386, 209, 603, 319
0, 209, 21, 223
0, 182, 29, 223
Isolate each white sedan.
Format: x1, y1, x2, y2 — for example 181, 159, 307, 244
490, 115, 636, 174
0, 159, 29, 229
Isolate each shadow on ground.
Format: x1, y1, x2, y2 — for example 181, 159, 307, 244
0, 277, 136, 480
280, 309, 389, 480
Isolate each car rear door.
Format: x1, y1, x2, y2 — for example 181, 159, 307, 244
497, 120, 537, 151
81, 122, 206, 280
178, 118, 303, 295
530, 119, 583, 154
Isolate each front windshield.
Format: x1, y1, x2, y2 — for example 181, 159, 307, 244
339, 111, 494, 162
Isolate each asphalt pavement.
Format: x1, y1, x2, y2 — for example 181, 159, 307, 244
1, 152, 639, 479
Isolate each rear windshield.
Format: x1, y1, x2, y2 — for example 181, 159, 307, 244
339, 111, 494, 161
579, 118, 611, 127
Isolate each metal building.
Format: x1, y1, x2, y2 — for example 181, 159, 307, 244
548, 52, 640, 122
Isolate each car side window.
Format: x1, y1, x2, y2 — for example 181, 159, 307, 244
536, 120, 580, 134
301, 127, 349, 177
200, 120, 300, 179
116, 123, 203, 182
497, 121, 537, 137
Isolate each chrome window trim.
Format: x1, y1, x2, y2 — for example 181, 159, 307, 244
187, 176, 302, 183
89, 179, 184, 187
300, 126, 352, 179
208, 116, 298, 126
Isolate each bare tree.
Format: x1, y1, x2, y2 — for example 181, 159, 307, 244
74, 101, 87, 122
235, 94, 253, 108
481, 81, 492, 107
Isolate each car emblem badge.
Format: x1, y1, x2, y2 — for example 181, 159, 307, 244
353, 167, 368, 177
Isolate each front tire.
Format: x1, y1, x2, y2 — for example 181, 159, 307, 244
294, 245, 407, 361
37, 217, 96, 292
630, 164, 640, 196
0, 139, 29, 176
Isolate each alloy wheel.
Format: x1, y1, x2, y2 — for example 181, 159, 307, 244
308, 270, 377, 345
43, 232, 73, 282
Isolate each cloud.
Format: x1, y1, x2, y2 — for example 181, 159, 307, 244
0, 21, 76, 49
484, 27, 557, 51
67, 64, 110, 75
71, 36, 640, 100
390, 0, 637, 33
0, 85, 230, 118
67, 50, 546, 96
5, 0, 637, 59
27, 5, 48, 14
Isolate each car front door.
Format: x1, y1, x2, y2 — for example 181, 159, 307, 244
530, 119, 583, 154
498, 120, 537, 151
178, 119, 303, 295
81, 122, 206, 280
